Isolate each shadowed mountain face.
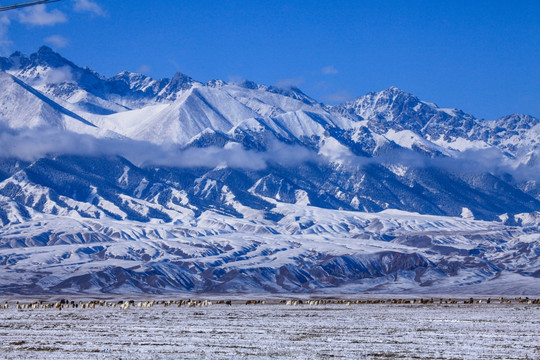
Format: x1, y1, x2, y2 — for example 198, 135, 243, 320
0, 48, 539, 295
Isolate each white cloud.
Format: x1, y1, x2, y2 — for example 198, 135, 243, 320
321, 65, 338, 75
323, 90, 351, 104
227, 75, 245, 83
0, 127, 537, 182
45, 35, 69, 48
0, 127, 317, 170
44, 66, 74, 84
137, 64, 151, 74
73, 0, 106, 17
275, 77, 304, 88
26, 65, 74, 86
18, 4, 67, 26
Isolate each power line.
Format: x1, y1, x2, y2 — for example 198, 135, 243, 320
0, 0, 62, 12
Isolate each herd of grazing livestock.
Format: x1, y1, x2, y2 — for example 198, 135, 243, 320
0, 297, 539, 311
280, 297, 540, 306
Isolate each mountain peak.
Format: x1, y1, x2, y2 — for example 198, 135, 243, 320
496, 113, 540, 130
342, 86, 420, 109
206, 79, 227, 87
9, 51, 24, 58
385, 85, 404, 93
332, 86, 481, 138
378, 86, 417, 99
28, 46, 75, 69
0, 47, 76, 74
499, 113, 538, 121
238, 79, 259, 90
165, 72, 195, 92
113, 70, 150, 81
170, 72, 193, 84
37, 45, 55, 54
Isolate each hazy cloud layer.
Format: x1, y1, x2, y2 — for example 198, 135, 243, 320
350, 146, 540, 182
0, 127, 316, 170
0, 127, 537, 182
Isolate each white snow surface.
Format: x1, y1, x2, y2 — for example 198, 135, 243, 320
0, 302, 539, 359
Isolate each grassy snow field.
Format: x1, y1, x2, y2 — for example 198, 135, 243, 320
0, 301, 539, 359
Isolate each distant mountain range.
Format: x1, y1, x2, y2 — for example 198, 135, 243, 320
0, 46, 538, 295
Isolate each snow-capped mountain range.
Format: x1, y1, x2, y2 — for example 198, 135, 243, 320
0, 46, 539, 295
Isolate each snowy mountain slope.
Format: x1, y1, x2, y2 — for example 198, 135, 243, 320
0, 47, 539, 294
0, 71, 97, 133
1, 153, 537, 229
478, 114, 540, 161
124, 86, 261, 144
220, 81, 321, 116
0, 205, 538, 294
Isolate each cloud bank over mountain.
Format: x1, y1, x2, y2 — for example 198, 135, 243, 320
0, 126, 317, 170
1, 124, 537, 183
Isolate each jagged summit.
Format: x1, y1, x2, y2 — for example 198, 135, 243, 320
37, 45, 54, 54
373, 85, 415, 97
337, 86, 433, 119
496, 113, 539, 129
8, 45, 76, 71
332, 86, 479, 141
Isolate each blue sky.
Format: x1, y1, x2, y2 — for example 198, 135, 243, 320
1, 0, 539, 119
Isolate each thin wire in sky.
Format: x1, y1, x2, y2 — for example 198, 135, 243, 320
0, 0, 62, 12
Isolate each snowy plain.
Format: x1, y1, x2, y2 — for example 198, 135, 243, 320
0, 302, 539, 359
